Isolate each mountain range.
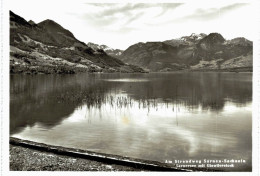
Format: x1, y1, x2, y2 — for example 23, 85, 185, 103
10, 11, 253, 74
10, 11, 144, 74
120, 33, 252, 72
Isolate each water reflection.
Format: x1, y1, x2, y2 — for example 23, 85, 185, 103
10, 72, 252, 171
10, 74, 115, 134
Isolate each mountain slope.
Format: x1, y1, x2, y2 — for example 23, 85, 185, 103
87, 42, 123, 58
10, 11, 145, 74
120, 33, 253, 72
120, 42, 187, 71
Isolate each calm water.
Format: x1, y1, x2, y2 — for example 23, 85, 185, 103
10, 72, 252, 171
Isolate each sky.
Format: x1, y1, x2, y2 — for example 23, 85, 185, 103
9, 0, 256, 50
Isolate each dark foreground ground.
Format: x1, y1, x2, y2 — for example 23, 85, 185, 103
9, 137, 189, 172
10, 144, 145, 171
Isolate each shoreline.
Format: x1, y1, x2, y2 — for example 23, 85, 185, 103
9, 67, 252, 75
10, 137, 191, 172
10, 144, 143, 171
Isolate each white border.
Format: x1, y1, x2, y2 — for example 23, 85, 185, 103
1, 0, 259, 176
1, 0, 10, 174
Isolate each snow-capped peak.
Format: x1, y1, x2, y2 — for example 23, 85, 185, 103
180, 33, 207, 42
87, 42, 123, 57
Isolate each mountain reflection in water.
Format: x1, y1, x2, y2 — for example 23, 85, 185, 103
10, 72, 252, 171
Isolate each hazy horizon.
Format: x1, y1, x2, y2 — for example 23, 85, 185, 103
10, 1, 255, 50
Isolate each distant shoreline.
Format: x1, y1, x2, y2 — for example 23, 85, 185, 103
9, 66, 252, 75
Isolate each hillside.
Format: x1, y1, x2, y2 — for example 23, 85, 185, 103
10, 11, 145, 74
120, 33, 253, 72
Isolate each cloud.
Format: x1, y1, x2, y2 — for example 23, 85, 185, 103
97, 3, 147, 17
124, 11, 145, 25
142, 3, 249, 27
80, 3, 183, 32
175, 3, 249, 22
154, 3, 184, 17
96, 3, 183, 17
82, 13, 118, 28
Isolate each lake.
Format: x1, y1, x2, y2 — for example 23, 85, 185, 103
10, 72, 252, 171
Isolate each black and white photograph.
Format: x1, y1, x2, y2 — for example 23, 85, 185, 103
1, 0, 260, 175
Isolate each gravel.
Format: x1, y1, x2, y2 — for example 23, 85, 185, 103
9, 144, 145, 171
